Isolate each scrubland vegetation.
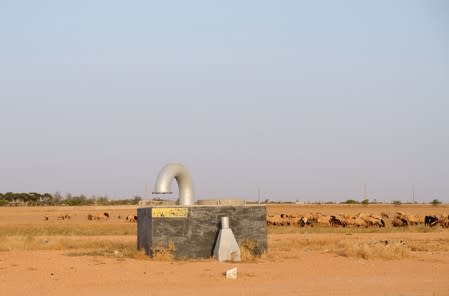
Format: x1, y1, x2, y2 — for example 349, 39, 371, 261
0, 204, 448, 262
0, 192, 142, 206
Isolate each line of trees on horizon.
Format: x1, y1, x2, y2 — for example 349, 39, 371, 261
262, 198, 445, 206
0, 192, 445, 207
0, 192, 142, 207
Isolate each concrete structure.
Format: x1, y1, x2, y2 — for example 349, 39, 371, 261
213, 217, 241, 262
153, 163, 195, 206
197, 199, 245, 206
138, 199, 176, 207
138, 163, 267, 260
137, 206, 267, 259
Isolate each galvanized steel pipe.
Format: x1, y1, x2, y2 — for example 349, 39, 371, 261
153, 163, 195, 206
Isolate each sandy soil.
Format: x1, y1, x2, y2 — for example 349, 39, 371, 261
1, 232, 449, 296
1, 205, 449, 295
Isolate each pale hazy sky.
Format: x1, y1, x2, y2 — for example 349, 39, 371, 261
1, 1, 448, 202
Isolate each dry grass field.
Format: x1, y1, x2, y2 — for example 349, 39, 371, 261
1, 204, 449, 295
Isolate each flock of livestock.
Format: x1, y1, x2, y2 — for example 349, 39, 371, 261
44, 210, 449, 228
44, 212, 138, 223
267, 211, 449, 228
87, 212, 138, 222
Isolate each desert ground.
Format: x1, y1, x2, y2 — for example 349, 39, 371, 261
1, 204, 449, 296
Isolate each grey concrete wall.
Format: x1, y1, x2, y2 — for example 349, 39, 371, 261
137, 207, 152, 254
137, 206, 267, 259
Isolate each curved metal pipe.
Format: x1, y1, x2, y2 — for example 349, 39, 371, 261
152, 163, 195, 206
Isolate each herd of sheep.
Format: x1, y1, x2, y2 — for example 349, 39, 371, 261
44, 212, 138, 223
267, 211, 449, 228
43, 210, 449, 228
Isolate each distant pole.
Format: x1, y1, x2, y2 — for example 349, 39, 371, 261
412, 184, 415, 203
363, 184, 367, 200
258, 186, 261, 205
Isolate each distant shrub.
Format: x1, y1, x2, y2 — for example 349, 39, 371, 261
337, 239, 410, 260
64, 195, 95, 206
361, 199, 369, 205
430, 199, 442, 206
0, 192, 153, 207
341, 199, 360, 204
392, 200, 402, 206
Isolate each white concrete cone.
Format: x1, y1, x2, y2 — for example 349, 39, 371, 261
213, 217, 241, 262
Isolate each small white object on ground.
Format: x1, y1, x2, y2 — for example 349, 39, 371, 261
226, 267, 238, 279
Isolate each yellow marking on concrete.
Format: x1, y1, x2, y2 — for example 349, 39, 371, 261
152, 207, 188, 218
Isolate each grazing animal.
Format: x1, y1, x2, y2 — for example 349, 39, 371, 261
424, 215, 439, 227
366, 217, 385, 228
392, 212, 422, 226
290, 216, 301, 226
87, 214, 102, 220
329, 216, 340, 227
302, 213, 318, 227
267, 215, 283, 226
329, 215, 346, 227
439, 215, 449, 228
352, 217, 368, 228
104, 212, 110, 218
392, 217, 407, 227
126, 215, 138, 223
299, 215, 315, 227
406, 213, 421, 225
405, 214, 420, 225
278, 213, 299, 226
